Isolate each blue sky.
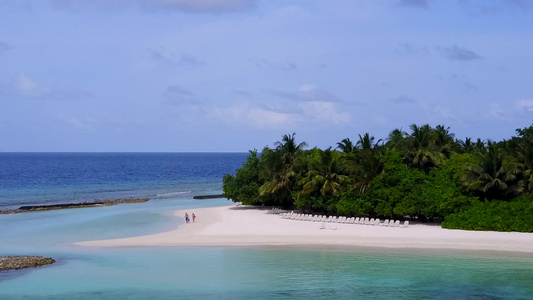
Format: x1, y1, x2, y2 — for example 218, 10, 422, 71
1, 0, 532, 152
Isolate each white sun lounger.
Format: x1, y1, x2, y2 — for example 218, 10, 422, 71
403, 220, 409, 228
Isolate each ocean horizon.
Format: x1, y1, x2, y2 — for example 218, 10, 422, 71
1, 153, 532, 299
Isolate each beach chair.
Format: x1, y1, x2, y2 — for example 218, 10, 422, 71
348, 217, 354, 224
354, 217, 360, 224
369, 218, 375, 225
403, 220, 409, 228
383, 219, 389, 226
394, 220, 400, 227
342, 216, 347, 223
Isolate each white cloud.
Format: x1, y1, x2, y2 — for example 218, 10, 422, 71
0, 73, 92, 101
273, 84, 341, 103
516, 99, 533, 112
56, 113, 97, 131
14, 73, 49, 98
419, 102, 458, 121
299, 101, 350, 125
209, 104, 299, 129
298, 84, 340, 102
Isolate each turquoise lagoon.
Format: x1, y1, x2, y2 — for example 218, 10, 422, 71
1, 198, 533, 300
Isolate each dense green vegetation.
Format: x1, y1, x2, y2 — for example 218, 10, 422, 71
223, 123, 533, 232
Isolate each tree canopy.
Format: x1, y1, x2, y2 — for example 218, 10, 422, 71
223, 122, 533, 232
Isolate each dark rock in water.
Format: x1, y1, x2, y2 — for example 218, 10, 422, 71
0, 256, 55, 271
193, 194, 225, 199
0, 198, 149, 214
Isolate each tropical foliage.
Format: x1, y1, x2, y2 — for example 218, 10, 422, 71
223, 122, 533, 232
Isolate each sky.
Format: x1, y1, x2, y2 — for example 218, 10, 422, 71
1, 0, 532, 152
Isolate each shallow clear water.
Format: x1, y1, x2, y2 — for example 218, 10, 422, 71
1, 198, 532, 299
1, 153, 532, 299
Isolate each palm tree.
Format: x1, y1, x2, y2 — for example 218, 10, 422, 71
297, 148, 350, 212
356, 133, 382, 150
385, 128, 408, 151
515, 135, 533, 197
462, 141, 521, 200
336, 138, 355, 153
299, 148, 350, 197
259, 133, 307, 207
475, 138, 486, 153
457, 137, 475, 153
434, 125, 455, 158
405, 124, 445, 173
343, 133, 384, 193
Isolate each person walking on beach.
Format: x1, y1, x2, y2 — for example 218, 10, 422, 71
192, 213, 196, 223
185, 213, 190, 223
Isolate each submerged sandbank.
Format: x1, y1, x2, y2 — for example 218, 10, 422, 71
77, 205, 533, 254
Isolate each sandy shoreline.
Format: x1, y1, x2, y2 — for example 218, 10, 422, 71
77, 205, 533, 254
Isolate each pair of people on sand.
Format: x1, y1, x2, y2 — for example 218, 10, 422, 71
184, 212, 196, 223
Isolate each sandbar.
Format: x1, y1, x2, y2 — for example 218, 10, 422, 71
77, 205, 533, 254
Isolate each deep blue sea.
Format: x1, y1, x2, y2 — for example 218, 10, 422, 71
0, 152, 246, 209
1, 153, 532, 299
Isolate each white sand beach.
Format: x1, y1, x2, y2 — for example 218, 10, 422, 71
77, 205, 533, 253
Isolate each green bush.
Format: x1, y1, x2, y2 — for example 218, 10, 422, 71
442, 197, 533, 232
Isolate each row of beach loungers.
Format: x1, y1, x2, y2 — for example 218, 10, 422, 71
279, 211, 409, 228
